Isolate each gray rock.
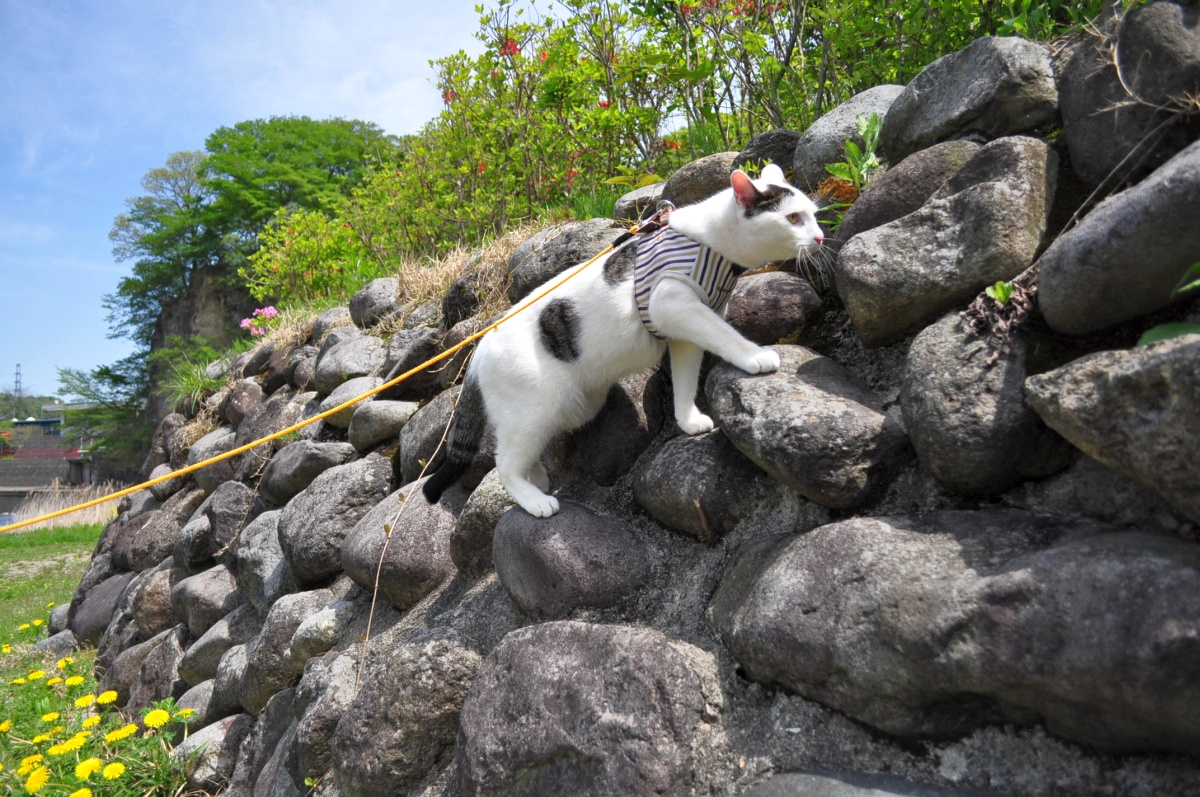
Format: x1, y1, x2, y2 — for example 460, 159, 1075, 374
573, 370, 665, 487
706, 346, 909, 509
741, 771, 987, 797
661, 151, 740, 208
612, 182, 664, 221
147, 462, 186, 502
188, 426, 239, 492
710, 510, 1200, 754
263, 342, 297, 394
173, 713, 255, 793
287, 600, 355, 672
210, 642, 250, 721
177, 679, 217, 732
725, 270, 823, 345
347, 399, 419, 452
398, 387, 495, 486
332, 632, 482, 797
1038, 139, 1200, 335
349, 277, 400, 328
1058, 2, 1200, 188
319, 375, 383, 428
239, 588, 333, 714
130, 561, 187, 637
341, 483, 465, 611
260, 440, 357, 507
236, 510, 296, 614
313, 334, 387, 396
377, 327, 446, 402
70, 571, 136, 646
233, 387, 314, 479
99, 626, 164, 707
836, 140, 981, 250
794, 86, 904, 189
225, 378, 266, 427
285, 345, 319, 391
492, 500, 654, 620
226, 688, 297, 796
47, 602, 70, 635
251, 720, 304, 797
634, 430, 825, 543
238, 342, 276, 381
881, 37, 1058, 163
507, 217, 624, 303
35, 629, 79, 656
292, 649, 360, 783
170, 564, 243, 637
449, 470, 515, 578
175, 480, 268, 573
1025, 335, 1200, 524
278, 454, 393, 585
113, 487, 206, 572
901, 313, 1071, 495
126, 624, 191, 713
836, 137, 1056, 345
458, 621, 718, 796
180, 604, 263, 687
736, 129, 802, 176
312, 306, 353, 344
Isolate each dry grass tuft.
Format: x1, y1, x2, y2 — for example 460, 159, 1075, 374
11, 479, 124, 531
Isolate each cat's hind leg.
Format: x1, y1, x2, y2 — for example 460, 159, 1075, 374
493, 423, 560, 518
649, 279, 781, 374
529, 460, 550, 493
667, 340, 714, 434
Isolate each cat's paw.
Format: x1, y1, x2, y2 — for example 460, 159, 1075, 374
519, 493, 560, 518
742, 348, 781, 375
678, 409, 714, 435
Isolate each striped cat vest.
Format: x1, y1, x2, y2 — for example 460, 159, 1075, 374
633, 224, 744, 339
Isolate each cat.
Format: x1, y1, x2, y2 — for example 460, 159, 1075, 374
422, 163, 825, 517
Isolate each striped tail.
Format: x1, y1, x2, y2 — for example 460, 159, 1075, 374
422, 371, 487, 504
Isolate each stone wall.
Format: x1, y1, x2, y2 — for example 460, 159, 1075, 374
55, 9, 1200, 797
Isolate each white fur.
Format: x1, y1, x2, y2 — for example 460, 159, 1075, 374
473, 164, 823, 517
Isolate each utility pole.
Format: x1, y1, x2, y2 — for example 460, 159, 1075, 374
12, 364, 22, 420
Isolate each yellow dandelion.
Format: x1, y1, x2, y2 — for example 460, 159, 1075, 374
41, 712, 59, 723
48, 734, 86, 755
56, 657, 74, 669
9, 677, 26, 685
47, 742, 67, 756
95, 689, 117, 703
18, 623, 29, 630
104, 724, 138, 743
1, 643, 10, 653
69, 789, 93, 797
51, 725, 65, 735
31, 733, 51, 744
27, 670, 45, 680
18, 754, 44, 775
81, 716, 101, 728
46, 602, 56, 608
65, 675, 86, 687
102, 761, 126, 780
32, 618, 44, 627
75, 757, 103, 779
74, 694, 95, 708
23, 764, 50, 793
0, 719, 12, 732
45, 677, 62, 686
143, 708, 171, 728
174, 707, 197, 718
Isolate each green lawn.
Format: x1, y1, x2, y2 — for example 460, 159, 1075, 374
0, 524, 101, 635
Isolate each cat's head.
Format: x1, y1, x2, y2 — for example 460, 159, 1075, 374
729, 163, 824, 263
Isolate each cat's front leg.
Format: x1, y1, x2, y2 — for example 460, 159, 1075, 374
668, 340, 714, 434
650, 279, 781, 375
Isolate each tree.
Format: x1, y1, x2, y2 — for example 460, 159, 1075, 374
57, 354, 152, 480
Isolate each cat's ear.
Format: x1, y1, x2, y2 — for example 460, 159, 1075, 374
731, 169, 762, 208
760, 163, 786, 184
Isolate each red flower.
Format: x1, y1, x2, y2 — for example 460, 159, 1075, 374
501, 38, 519, 57
598, 99, 609, 108
565, 168, 579, 187
539, 51, 549, 61
477, 161, 487, 174
441, 90, 458, 104
491, 70, 502, 78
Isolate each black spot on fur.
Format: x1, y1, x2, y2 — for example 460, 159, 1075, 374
603, 241, 637, 287
744, 183, 794, 217
539, 297, 582, 362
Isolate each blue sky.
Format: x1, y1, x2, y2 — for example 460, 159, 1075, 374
0, 0, 488, 403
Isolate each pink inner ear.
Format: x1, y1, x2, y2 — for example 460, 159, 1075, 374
730, 170, 758, 208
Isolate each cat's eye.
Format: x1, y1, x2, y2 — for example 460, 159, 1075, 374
786, 212, 804, 225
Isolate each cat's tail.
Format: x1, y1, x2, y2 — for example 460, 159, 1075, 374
422, 370, 487, 505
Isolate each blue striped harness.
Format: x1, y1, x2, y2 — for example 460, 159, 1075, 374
632, 223, 745, 339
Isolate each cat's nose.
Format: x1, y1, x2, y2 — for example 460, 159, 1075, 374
813, 232, 825, 245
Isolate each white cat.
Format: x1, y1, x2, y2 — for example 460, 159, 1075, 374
422, 163, 824, 517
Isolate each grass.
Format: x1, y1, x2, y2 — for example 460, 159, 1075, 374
11, 482, 122, 533
0, 524, 101, 634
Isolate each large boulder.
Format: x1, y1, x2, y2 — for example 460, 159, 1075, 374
232, 387, 315, 480
349, 277, 400, 328
173, 713, 255, 794
187, 426, 239, 492
706, 346, 909, 510
836, 137, 1056, 345
239, 588, 333, 715
112, 487, 206, 572
347, 399, 420, 452
235, 510, 297, 614
278, 454, 393, 585
572, 371, 665, 488
507, 218, 624, 303
397, 387, 495, 486
710, 510, 1200, 754
1024, 335, 1200, 525
318, 375, 383, 428
70, 571, 136, 647
449, 470, 516, 578
125, 624, 191, 713
174, 481, 268, 573
458, 621, 720, 796
170, 564, 243, 638
179, 604, 262, 687
881, 37, 1058, 163
1037, 139, 1200, 335
736, 128, 802, 175
259, 440, 357, 507
661, 151, 740, 208
793, 85, 904, 189
724, 271, 823, 345
312, 333, 387, 396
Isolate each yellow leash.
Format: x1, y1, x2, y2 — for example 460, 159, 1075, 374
0, 230, 636, 535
